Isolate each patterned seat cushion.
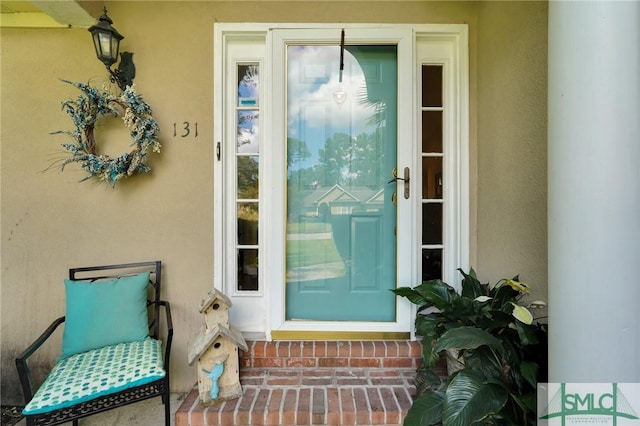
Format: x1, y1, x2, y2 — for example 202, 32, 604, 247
23, 338, 165, 415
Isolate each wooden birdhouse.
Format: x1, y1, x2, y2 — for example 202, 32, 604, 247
199, 288, 231, 330
188, 289, 248, 405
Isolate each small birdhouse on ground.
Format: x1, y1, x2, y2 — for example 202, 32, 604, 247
188, 289, 248, 405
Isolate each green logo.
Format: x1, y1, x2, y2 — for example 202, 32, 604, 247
539, 383, 639, 425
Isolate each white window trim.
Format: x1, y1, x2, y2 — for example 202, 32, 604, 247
415, 29, 471, 290
213, 23, 469, 340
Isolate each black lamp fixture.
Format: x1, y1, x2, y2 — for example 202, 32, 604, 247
88, 7, 135, 91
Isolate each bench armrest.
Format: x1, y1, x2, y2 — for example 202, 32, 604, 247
158, 300, 173, 372
15, 316, 65, 403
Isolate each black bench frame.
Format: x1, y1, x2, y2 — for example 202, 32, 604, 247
15, 261, 173, 426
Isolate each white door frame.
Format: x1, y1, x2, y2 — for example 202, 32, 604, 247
267, 26, 415, 337
213, 23, 469, 340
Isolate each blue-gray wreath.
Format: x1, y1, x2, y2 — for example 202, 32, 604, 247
54, 80, 161, 186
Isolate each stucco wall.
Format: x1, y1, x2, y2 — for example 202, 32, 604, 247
476, 1, 548, 293
1, 1, 547, 403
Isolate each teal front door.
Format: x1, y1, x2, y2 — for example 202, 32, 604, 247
286, 43, 399, 321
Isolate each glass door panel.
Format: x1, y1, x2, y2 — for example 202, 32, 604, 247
285, 44, 398, 321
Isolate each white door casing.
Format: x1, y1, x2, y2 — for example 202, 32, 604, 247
213, 23, 469, 340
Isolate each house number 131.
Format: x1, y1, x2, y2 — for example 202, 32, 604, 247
173, 122, 198, 138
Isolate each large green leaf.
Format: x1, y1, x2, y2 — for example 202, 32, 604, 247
433, 326, 504, 357
486, 310, 516, 329
392, 287, 427, 307
458, 267, 478, 281
415, 313, 443, 338
415, 365, 443, 396
491, 285, 519, 308
443, 370, 508, 426
519, 360, 538, 388
514, 321, 539, 346
459, 268, 485, 299
403, 392, 445, 426
496, 388, 538, 426
414, 280, 457, 310
463, 346, 504, 379
518, 392, 539, 417
420, 339, 441, 367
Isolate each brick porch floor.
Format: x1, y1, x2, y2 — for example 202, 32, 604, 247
175, 340, 429, 426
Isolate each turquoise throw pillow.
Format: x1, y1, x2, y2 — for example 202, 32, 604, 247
59, 271, 150, 360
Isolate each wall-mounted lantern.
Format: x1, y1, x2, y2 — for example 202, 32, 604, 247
88, 7, 135, 91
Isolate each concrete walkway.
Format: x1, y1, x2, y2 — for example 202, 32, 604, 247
15, 393, 185, 426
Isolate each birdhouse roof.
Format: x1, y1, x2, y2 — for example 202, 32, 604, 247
187, 323, 248, 365
199, 288, 232, 313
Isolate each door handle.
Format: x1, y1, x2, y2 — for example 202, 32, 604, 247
388, 167, 410, 199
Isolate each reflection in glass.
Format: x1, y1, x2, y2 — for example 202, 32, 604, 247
237, 111, 259, 153
285, 44, 397, 322
237, 248, 258, 291
422, 157, 443, 199
422, 203, 443, 245
237, 202, 258, 245
236, 63, 260, 292
422, 111, 443, 153
237, 156, 259, 199
237, 64, 259, 107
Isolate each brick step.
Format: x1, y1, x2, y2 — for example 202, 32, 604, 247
243, 340, 423, 369
177, 369, 416, 426
176, 341, 424, 426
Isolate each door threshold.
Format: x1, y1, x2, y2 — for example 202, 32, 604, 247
270, 330, 410, 340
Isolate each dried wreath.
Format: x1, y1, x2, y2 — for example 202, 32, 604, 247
53, 80, 160, 186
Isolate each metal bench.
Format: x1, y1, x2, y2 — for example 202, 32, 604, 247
15, 261, 173, 426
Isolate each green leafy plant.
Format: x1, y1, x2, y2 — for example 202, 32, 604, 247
393, 268, 547, 426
